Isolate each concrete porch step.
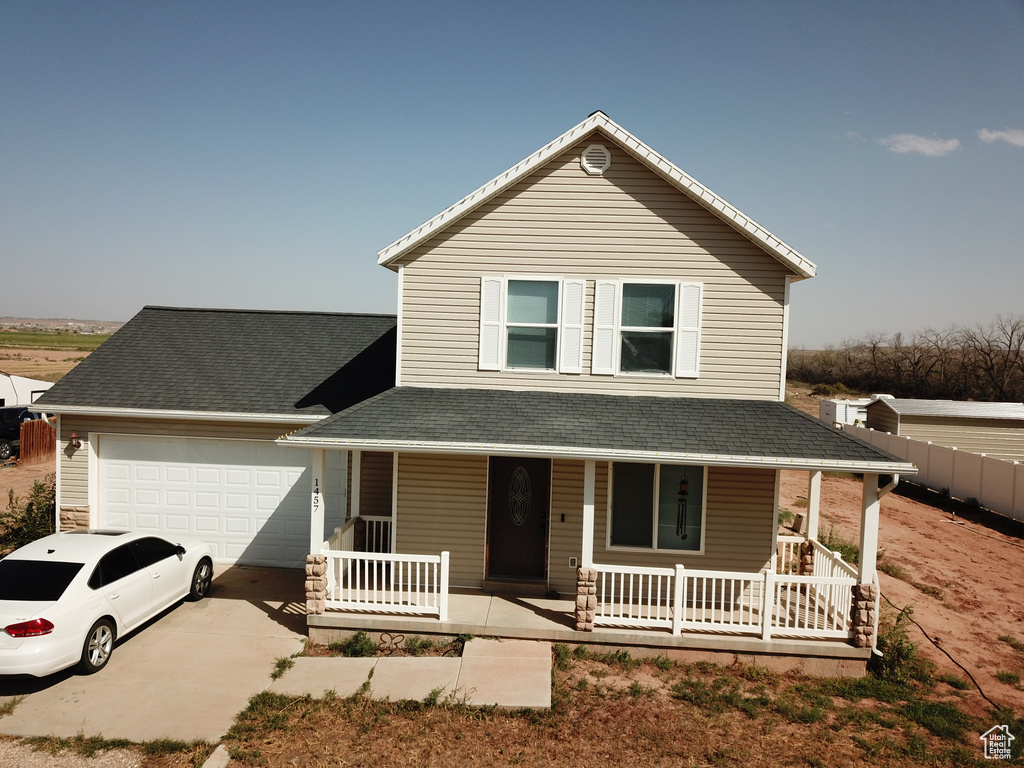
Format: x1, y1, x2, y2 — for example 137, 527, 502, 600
269, 638, 551, 709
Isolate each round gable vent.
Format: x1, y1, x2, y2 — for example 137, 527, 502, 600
581, 143, 611, 175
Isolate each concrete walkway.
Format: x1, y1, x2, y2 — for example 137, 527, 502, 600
270, 638, 552, 709
0, 566, 306, 743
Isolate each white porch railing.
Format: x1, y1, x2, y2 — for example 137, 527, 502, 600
326, 515, 393, 554
361, 515, 392, 553
777, 534, 858, 579
594, 564, 676, 630
594, 555, 857, 639
322, 549, 449, 621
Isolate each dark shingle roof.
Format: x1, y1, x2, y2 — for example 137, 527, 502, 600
37, 307, 396, 418
284, 387, 912, 471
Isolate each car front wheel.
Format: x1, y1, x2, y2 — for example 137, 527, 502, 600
79, 619, 115, 674
0, 441, 12, 461
188, 558, 213, 601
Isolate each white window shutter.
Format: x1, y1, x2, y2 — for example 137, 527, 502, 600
674, 282, 702, 378
479, 277, 503, 371
558, 280, 585, 374
592, 281, 618, 375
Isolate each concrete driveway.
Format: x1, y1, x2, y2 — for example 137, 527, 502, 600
0, 565, 306, 742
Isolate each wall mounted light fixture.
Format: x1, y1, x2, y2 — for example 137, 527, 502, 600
68, 431, 82, 450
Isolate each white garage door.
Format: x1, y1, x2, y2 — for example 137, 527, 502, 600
99, 435, 317, 568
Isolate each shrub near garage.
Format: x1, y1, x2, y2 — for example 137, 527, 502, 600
0, 475, 55, 556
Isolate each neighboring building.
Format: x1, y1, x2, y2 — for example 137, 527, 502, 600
865, 398, 1024, 462
820, 394, 893, 427
0, 372, 53, 407
36, 113, 913, 667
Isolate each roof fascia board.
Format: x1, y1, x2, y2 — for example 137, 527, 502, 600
277, 436, 914, 474
376, 112, 816, 279
32, 404, 320, 425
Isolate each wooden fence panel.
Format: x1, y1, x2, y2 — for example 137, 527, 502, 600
19, 418, 56, 465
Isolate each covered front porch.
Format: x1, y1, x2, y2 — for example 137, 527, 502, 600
305, 505, 873, 657
305, 553, 871, 677
281, 389, 914, 663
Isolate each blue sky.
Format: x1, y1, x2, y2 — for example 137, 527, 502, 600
2, 1, 1022, 347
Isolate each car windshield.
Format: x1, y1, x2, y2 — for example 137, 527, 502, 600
0, 560, 84, 601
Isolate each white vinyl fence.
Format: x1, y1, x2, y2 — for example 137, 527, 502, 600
850, 426, 1024, 523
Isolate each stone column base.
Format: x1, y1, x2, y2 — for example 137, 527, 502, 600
575, 567, 597, 631
59, 505, 90, 531
849, 583, 878, 648
305, 554, 327, 615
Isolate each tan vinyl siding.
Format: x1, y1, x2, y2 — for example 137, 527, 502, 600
594, 465, 775, 573
865, 404, 899, 434
548, 459, 581, 595
58, 415, 306, 509
547, 459, 609, 595
359, 451, 394, 516
395, 139, 790, 400
897, 417, 1024, 461
394, 452, 488, 588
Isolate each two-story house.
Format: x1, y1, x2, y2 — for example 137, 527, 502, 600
37, 113, 913, 671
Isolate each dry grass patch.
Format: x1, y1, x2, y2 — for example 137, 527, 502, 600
221, 644, 999, 767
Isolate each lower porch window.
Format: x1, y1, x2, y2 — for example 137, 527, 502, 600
610, 462, 705, 552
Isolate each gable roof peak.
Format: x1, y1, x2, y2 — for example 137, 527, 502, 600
377, 113, 816, 279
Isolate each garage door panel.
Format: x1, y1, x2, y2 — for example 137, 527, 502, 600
106, 464, 130, 482
106, 488, 130, 505
196, 468, 220, 485
164, 515, 190, 532
165, 466, 190, 484
194, 515, 220, 533
224, 516, 251, 534
106, 511, 131, 528
136, 512, 160, 529
136, 465, 160, 482
166, 490, 190, 507
195, 493, 219, 508
226, 469, 250, 486
99, 435, 321, 568
136, 489, 160, 506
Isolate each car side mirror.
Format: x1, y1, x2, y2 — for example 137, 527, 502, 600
175, 545, 186, 558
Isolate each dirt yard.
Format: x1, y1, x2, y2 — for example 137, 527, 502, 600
780, 471, 1024, 719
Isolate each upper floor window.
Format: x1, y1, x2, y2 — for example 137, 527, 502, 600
479, 277, 584, 374
593, 280, 702, 378
506, 280, 558, 369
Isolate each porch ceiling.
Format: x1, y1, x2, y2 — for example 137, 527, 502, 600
279, 387, 914, 473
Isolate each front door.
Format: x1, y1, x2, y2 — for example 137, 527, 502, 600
487, 457, 549, 580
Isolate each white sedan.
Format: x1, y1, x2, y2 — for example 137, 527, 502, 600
0, 530, 214, 677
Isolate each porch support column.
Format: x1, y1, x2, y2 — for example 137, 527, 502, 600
306, 448, 328, 617
310, 448, 326, 554
576, 460, 598, 633
350, 449, 362, 518
857, 473, 879, 583
806, 470, 821, 541
851, 473, 881, 649
581, 459, 596, 567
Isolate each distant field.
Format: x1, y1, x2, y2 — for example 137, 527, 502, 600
0, 332, 109, 381
0, 331, 110, 352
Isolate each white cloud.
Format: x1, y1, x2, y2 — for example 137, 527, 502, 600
978, 128, 1024, 147
878, 133, 961, 156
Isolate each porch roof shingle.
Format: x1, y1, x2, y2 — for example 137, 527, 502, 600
35, 306, 397, 420
281, 387, 914, 472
